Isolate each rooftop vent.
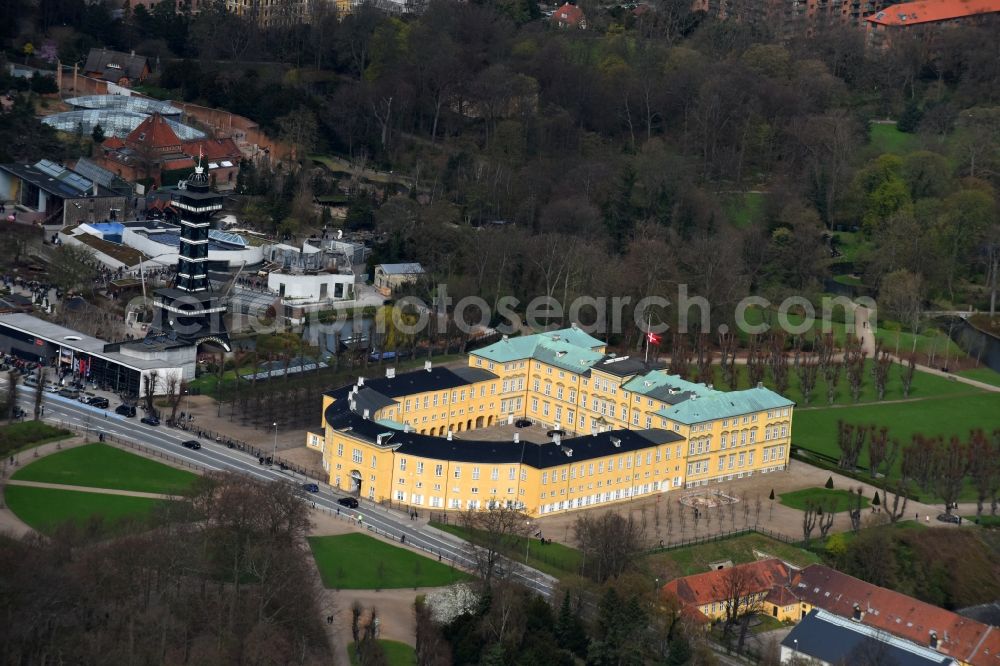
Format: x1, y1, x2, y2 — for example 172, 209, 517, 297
562, 446, 573, 457
852, 604, 864, 622
513, 433, 520, 444
611, 437, 622, 448
376, 432, 393, 446
930, 631, 938, 649
357, 376, 365, 387
757, 381, 764, 389
447, 431, 453, 441
551, 334, 561, 341
424, 360, 432, 372
363, 409, 370, 419
386, 367, 395, 379
502, 334, 509, 342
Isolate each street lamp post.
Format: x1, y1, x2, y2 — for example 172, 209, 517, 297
525, 520, 531, 565
271, 422, 278, 466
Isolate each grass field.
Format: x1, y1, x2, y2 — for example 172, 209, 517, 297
780, 487, 870, 512
0, 421, 72, 457
348, 640, 416, 666
4, 485, 168, 534
714, 358, 971, 407
12, 443, 197, 494
955, 367, 1000, 388
723, 192, 765, 229
432, 522, 583, 580
309, 533, 471, 589
644, 533, 822, 578
874, 324, 969, 362
869, 122, 920, 155
793, 392, 1000, 499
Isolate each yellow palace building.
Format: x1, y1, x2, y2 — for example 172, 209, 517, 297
307, 326, 794, 517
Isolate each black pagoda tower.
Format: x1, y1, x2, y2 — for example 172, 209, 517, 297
149, 162, 231, 351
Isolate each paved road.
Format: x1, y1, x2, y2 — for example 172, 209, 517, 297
10, 385, 557, 599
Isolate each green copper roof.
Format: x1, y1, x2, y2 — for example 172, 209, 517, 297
472, 328, 605, 372
622, 370, 716, 399
537, 326, 606, 350
655, 387, 794, 425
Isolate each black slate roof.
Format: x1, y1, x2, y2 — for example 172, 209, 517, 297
323, 382, 683, 468
782, 610, 954, 666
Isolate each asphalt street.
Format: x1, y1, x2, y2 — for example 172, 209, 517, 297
10, 385, 557, 598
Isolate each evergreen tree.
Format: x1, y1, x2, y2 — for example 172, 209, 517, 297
555, 591, 588, 656
91, 123, 106, 144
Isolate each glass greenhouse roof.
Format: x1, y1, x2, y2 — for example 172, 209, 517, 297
42, 110, 206, 140
66, 95, 182, 115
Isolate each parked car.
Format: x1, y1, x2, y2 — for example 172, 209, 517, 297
87, 397, 109, 409
116, 404, 136, 417
937, 513, 961, 524
337, 497, 359, 508
181, 439, 201, 450
302, 483, 320, 493
58, 388, 79, 399
514, 419, 532, 428
140, 415, 160, 426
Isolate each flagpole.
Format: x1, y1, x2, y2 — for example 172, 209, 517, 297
644, 312, 651, 365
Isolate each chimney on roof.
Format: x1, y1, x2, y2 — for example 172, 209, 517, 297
363, 409, 370, 419
502, 334, 509, 342
424, 360, 432, 372
349, 399, 356, 411
757, 381, 764, 389
386, 367, 395, 379
852, 604, 864, 622
929, 631, 938, 649
553, 432, 561, 446
611, 437, 622, 448
447, 431, 453, 441
571, 322, 579, 329
513, 433, 519, 444
357, 376, 365, 387
131, 49, 135, 56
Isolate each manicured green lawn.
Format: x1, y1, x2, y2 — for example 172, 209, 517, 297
0, 421, 72, 457
869, 122, 920, 155
832, 274, 864, 287
308, 533, 471, 589
793, 392, 1000, 499
645, 533, 822, 578
4, 485, 168, 535
955, 367, 1000, 388
874, 324, 969, 362
714, 359, 971, 406
780, 487, 870, 513
432, 522, 583, 580
831, 231, 867, 263
348, 640, 416, 666
12, 443, 197, 494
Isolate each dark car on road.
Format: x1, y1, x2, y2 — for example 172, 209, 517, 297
937, 513, 961, 524
116, 404, 136, 417
302, 483, 320, 493
87, 396, 110, 409
58, 388, 80, 399
514, 419, 532, 428
181, 439, 201, 450
337, 497, 359, 508
141, 415, 160, 426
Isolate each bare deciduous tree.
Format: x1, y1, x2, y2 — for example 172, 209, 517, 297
459, 505, 531, 586
574, 511, 645, 583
